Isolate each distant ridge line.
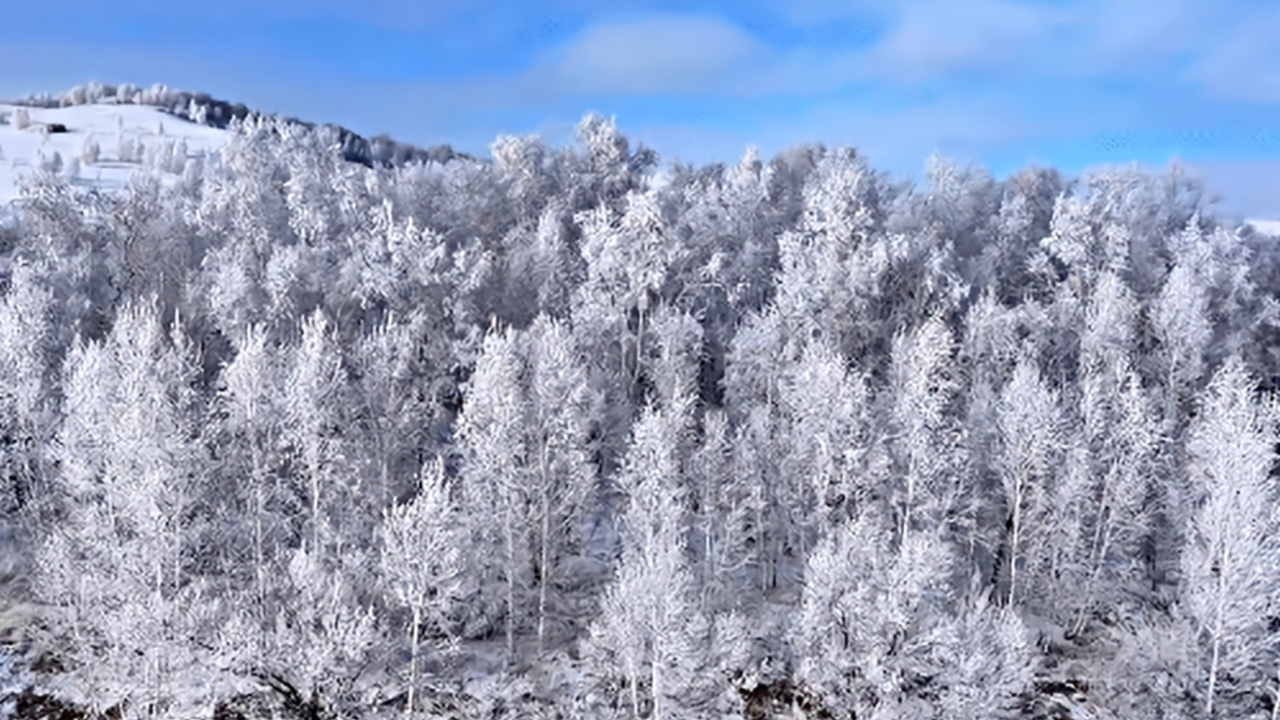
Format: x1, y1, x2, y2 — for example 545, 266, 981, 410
7, 81, 478, 170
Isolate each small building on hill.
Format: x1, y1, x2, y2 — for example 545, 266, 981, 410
25, 122, 69, 134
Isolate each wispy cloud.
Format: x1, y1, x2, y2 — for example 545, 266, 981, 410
1183, 7, 1280, 103
536, 14, 769, 95
854, 0, 1076, 84
1183, 157, 1280, 221
1076, 0, 1208, 67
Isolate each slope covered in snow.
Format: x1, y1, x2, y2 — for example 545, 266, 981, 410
1246, 218, 1280, 236
0, 102, 229, 209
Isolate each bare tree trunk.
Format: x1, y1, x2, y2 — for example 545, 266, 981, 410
651, 640, 662, 720
408, 604, 420, 718
757, 503, 768, 595
1206, 545, 1230, 718
252, 437, 265, 623
1009, 474, 1024, 608
311, 467, 320, 556
538, 443, 551, 655
629, 659, 640, 720
505, 492, 516, 664
1072, 487, 1114, 638
901, 464, 914, 549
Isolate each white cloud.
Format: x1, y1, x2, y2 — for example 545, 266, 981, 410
1078, 0, 1207, 65
1183, 9, 1280, 104
1184, 156, 1280, 220
761, 0, 1253, 93
856, 0, 1075, 83
389, 2, 1274, 107
539, 14, 768, 95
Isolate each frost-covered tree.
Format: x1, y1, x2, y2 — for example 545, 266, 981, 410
924, 580, 1034, 719
256, 547, 385, 720
527, 199, 586, 321
777, 337, 875, 552
996, 348, 1064, 609
349, 313, 435, 512
35, 301, 211, 720
713, 305, 814, 594
39, 151, 62, 176
887, 314, 961, 548
976, 166, 1065, 305
1154, 254, 1213, 432
573, 187, 686, 404
1058, 355, 1158, 636
584, 399, 710, 720
573, 113, 656, 213
0, 259, 58, 522
491, 133, 557, 224
283, 309, 350, 557
216, 322, 289, 620
380, 458, 468, 716
722, 306, 792, 420
525, 315, 597, 652
687, 408, 750, 610
956, 288, 1032, 580
770, 148, 884, 357
731, 403, 789, 595
80, 135, 100, 166
795, 504, 958, 718
282, 126, 346, 247
456, 325, 532, 659
919, 154, 1001, 268
1181, 357, 1280, 718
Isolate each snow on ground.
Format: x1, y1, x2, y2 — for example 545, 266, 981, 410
1247, 218, 1280, 236
0, 102, 228, 209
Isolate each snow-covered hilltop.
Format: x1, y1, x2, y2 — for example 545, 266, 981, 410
0, 82, 474, 210
0, 101, 229, 208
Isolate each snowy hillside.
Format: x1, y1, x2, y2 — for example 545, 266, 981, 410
1247, 218, 1280, 236
0, 102, 228, 208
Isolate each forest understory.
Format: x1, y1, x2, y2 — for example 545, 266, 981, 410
4, 85, 1280, 720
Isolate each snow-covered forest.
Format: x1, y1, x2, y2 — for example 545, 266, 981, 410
3, 84, 1280, 720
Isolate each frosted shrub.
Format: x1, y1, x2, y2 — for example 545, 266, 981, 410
12, 108, 29, 130
180, 156, 204, 192
143, 139, 165, 170
187, 99, 208, 125
81, 135, 100, 165
40, 151, 63, 175
170, 139, 189, 173
117, 133, 143, 163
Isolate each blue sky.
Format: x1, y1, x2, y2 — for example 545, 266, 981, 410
2, 0, 1278, 218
